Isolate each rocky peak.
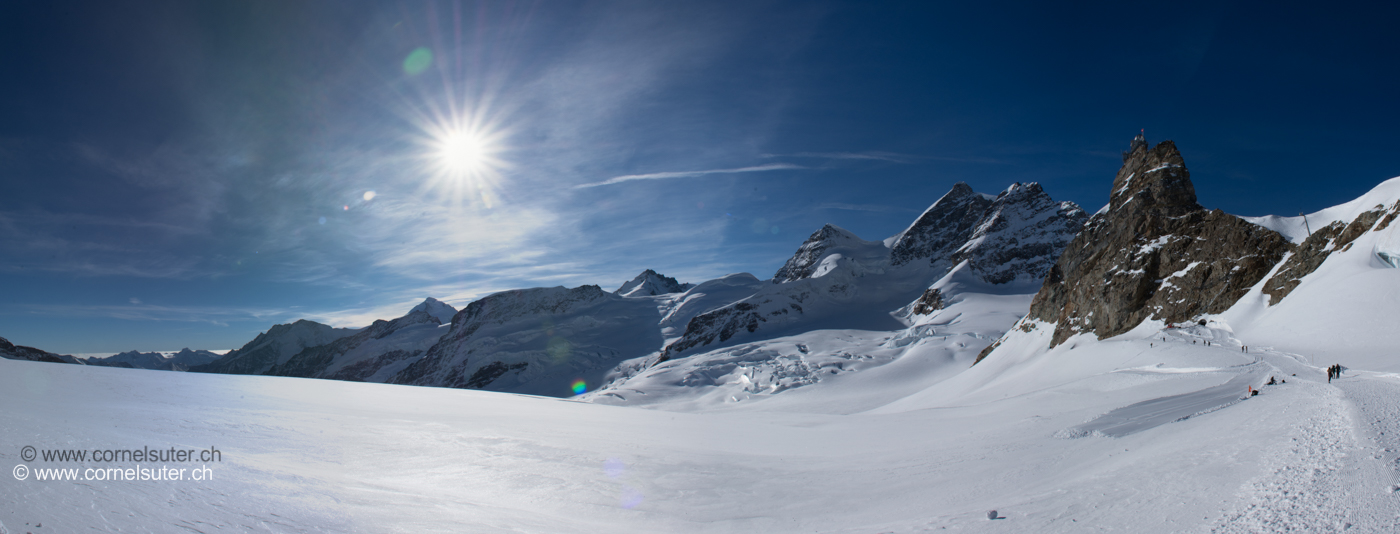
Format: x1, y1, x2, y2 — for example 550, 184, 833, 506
953, 182, 1088, 285
889, 182, 995, 267
1109, 139, 1199, 216
772, 224, 865, 283
617, 269, 693, 296
1018, 136, 1290, 350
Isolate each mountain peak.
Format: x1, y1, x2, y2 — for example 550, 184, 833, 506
1021, 137, 1289, 348
410, 297, 458, 324
617, 270, 693, 297
889, 183, 998, 267
772, 224, 866, 283
1108, 138, 1198, 215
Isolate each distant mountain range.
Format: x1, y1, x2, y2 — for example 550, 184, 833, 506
8, 135, 1398, 401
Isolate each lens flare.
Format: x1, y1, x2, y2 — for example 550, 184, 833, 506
571, 379, 587, 395
403, 47, 433, 75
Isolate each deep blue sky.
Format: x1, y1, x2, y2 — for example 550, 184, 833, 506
2, 1, 1397, 353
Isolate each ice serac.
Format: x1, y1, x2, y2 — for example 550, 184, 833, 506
1023, 136, 1291, 348
268, 309, 445, 382
389, 285, 666, 396
616, 269, 694, 297
191, 319, 358, 375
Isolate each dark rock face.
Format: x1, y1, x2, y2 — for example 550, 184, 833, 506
1026, 136, 1291, 347
465, 361, 529, 388
889, 182, 994, 268
953, 183, 1088, 285
658, 302, 768, 361
1262, 202, 1400, 303
0, 336, 74, 364
887, 181, 1086, 284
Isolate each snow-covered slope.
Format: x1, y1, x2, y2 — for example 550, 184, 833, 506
1220, 178, 1400, 372
8, 313, 1398, 532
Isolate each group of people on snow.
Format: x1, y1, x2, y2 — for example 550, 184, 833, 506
1327, 364, 1344, 383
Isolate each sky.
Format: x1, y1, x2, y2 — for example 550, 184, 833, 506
2, 0, 1398, 354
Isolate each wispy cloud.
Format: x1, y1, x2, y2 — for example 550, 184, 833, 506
573, 163, 804, 189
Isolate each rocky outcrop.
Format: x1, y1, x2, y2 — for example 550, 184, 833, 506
1025, 135, 1291, 347
910, 288, 944, 315
1262, 201, 1400, 302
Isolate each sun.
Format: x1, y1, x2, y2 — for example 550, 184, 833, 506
438, 130, 487, 173
416, 118, 508, 207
